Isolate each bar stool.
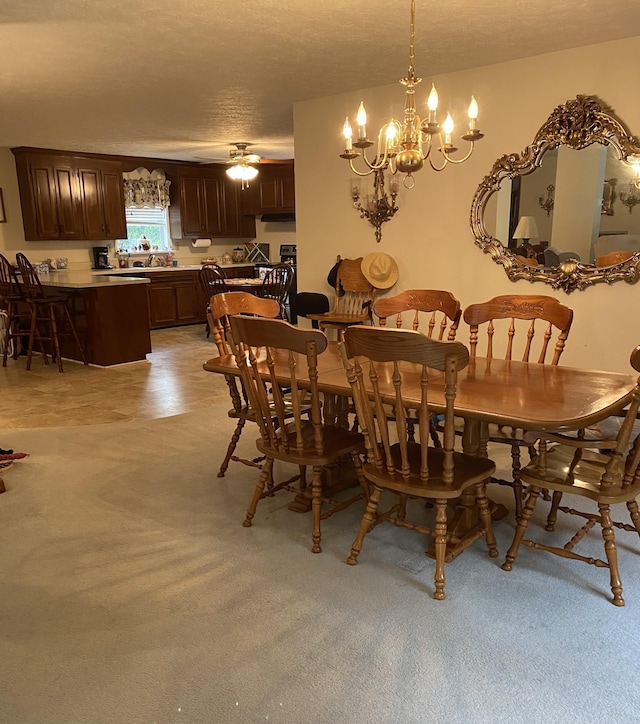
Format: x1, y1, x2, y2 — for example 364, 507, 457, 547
15, 253, 88, 372
0, 252, 31, 366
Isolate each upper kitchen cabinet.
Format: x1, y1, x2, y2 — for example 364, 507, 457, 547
12, 148, 127, 241
245, 161, 295, 215
77, 160, 127, 240
175, 165, 256, 239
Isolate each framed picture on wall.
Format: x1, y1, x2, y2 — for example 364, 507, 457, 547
0, 188, 6, 223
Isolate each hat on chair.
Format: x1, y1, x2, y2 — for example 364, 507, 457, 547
361, 252, 399, 289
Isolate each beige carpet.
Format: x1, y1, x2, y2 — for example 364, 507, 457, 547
1, 405, 640, 723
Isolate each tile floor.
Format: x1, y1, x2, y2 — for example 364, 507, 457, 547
0, 325, 228, 429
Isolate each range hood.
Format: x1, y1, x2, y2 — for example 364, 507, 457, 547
260, 213, 296, 223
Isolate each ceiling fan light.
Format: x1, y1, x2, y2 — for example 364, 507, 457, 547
226, 164, 258, 181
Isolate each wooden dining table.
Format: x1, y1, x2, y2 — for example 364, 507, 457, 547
204, 341, 637, 558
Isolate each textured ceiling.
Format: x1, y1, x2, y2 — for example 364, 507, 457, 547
0, 0, 639, 162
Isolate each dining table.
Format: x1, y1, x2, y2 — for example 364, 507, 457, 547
203, 341, 637, 559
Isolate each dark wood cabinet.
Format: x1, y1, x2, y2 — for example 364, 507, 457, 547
176, 166, 255, 239
12, 148, 126, 242
146, 271, 206, 328
246, 162, 295, 215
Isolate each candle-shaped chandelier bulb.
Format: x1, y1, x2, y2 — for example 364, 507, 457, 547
343, 117, 353, 151
339, 0, 485, 182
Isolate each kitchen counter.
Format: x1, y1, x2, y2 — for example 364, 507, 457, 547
37, 272, 152, 366
38, 271, 149, 287
92, 262, 257, 275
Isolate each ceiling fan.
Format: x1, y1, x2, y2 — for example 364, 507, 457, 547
225, 142, 261, 188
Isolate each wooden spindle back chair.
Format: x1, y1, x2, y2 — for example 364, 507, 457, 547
207, 292, 281, 477
340, 325, 497, 600
0, 252, 30, 365
307, 257, 376, 337
199, 263, 227, 337
462, 294, 574, 516
15, 253, 87, 372
374, 289, 462, 445
229, 315, 366, 553
374, 289, 461, 340
258, 263, 294, 321
502, 345, 640, 607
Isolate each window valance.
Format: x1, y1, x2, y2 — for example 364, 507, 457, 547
123, 167, 171, 209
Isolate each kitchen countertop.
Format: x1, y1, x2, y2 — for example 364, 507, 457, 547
92, 262, 256, 275
37, 271, 150, 288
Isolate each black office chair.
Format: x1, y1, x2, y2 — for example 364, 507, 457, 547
294, 292, 330, 329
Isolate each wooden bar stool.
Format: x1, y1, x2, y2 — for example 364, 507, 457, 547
0, 253, 31, 365
15, 253, 88, 372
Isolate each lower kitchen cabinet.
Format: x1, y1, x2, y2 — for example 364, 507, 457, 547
147, 271, 205, 328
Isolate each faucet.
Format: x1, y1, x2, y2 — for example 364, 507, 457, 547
145, 254, 155, 267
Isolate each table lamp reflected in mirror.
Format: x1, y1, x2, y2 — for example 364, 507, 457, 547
513, 215, 539, 260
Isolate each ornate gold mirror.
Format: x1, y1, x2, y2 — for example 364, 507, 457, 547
471, 95, 640, 293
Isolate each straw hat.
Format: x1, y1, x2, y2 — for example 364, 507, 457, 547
361, 252, 399, 289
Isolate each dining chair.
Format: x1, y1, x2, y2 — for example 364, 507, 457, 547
257, 263, 294, 321
463, 294, 574, 517
0, 252, 31, 366
374, 289, 462, 444
207, 291, 281, 478
15, 253, 88, 372
199, 263, 227, 337
229, 314, 367, 553
502, 345, 640, 607
340, 325, 498, 600
307, 257, 376, 338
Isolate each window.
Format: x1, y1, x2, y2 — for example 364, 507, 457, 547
116, 207, 172, 253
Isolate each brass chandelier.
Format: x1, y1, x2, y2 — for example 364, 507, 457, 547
340, 0, 484, 188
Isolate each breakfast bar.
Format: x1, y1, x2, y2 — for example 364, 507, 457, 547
38, 271, 151, 366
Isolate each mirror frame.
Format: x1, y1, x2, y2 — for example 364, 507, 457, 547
470, 95, 640, 293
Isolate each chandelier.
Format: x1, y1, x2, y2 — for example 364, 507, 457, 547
340, 0, 484, 188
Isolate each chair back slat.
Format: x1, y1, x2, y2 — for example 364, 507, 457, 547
464, 294, 573, 364
229, 315, 328, 454
15, 254, 44, 299
374, 289, 461, 341
341, 326, 469, 486
209, 292, 280, 356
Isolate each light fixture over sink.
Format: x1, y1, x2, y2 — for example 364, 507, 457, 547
340, 0, 484, 189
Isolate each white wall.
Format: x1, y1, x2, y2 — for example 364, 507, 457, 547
293, 36, 640, 373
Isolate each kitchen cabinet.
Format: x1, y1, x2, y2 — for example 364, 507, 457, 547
146, 271, 205, 328
246, 162, 295, 215
176, 166, 256, 239
12, 148, 126, 242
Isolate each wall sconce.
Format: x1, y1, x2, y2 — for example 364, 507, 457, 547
351, 169, 399, 243
538, 184, 555, 216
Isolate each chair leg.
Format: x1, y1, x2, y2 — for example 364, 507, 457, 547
476, 481, 498, 558
626, 499, 640, 536
25, 304, 38, 371
62, 303, 88, 365
502, 486, 541, 571
243, 457, 273, 527
545, 490, 563, 531
511, 443, 523, 519
433, 500, 448, 600
311, 465, 323, 553
218, 418, 246, 477
599, 502, 624, 606
49, 305, 64, 372
347, 485, 381, 565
